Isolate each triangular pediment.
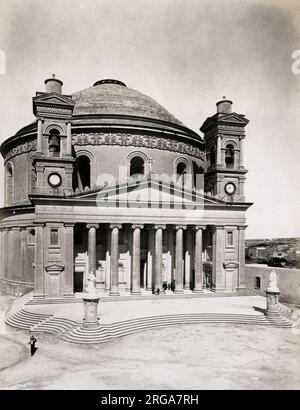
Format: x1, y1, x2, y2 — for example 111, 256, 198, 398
67, 177, 223, 209
33, 92, 74, 106
219, 112, 249, 126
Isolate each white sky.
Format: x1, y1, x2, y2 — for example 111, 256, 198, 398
0, 0, 299, 239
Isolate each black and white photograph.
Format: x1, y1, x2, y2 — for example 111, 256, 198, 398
0, 0, 299, 393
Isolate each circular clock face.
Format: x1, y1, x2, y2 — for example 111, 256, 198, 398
48, 173, 62, 188
225, 182, 236, 195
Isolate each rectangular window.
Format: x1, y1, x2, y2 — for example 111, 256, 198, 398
255, 276, 261, 290
227, 231, 233, 246
50, 229, 59, 246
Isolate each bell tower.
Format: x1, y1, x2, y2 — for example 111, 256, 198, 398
32, 75, 75, 195
200, 98, 249, 202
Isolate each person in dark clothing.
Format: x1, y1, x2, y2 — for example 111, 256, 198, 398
162, 282, 168, 294
171, 279, 176, 292
156, 287, 160, 295
29, 335, 37, 356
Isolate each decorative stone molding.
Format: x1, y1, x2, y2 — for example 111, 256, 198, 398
223, 261, 239, 271
174, 225, 187, 230
4, 140, 37, 162
72, 133, 205, 160
109, 224, 122, 230
45, 264, 64, 274
132, 224, 144, 229
154, 225, 166, 230
194, 225, 206, 231
86, 224, 99, 229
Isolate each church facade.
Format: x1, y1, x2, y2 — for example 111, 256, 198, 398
0, 76, 252, 299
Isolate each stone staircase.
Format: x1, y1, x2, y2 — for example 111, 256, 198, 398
5, 309, 80, 335
6, 309, 293, 345
5, 309, 53, 331
30, 317, 81, 335
61, 312, 293, 344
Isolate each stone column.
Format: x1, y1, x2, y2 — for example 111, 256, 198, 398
154, 225, 166, 291
87, 224, 99, 274
212, 225, 225, 292
174, 225, 186, 293
237, 225, 247, 290
217, 135, 222, 166
131, 224, 143, 294
37, 119, 43, 153
147, 228, 154, 291
109, 224, 122, 296
126, 228, 132, 292
184, 228, 193, 290
34, 223, 45, 297
167, 228, 174, 284
194, 225, 205, 292
63, 223, 74, 296
239, 137, 244, 168
105, 229, 111, 291
66, 122, 72, 157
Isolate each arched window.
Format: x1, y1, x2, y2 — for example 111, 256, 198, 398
176, 162, 187, 185
130, 156, 145, 177
73, 155, 91, 191
48, 129, 61, 157
210, 145, 216, 166
225, 144, 234, 168
6, 164, 13, 204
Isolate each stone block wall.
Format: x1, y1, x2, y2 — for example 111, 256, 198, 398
245, 264, 300, 305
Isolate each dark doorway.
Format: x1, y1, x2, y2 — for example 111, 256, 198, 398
140, 260, 146, 288
74, 272, 84, 292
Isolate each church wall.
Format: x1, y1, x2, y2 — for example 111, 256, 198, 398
73, 144, 205, 188
0, 214, 35, 295
3, 151, 35, 206
245, 264, 300, 305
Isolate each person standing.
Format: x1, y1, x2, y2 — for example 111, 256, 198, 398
28, 335, 37, 356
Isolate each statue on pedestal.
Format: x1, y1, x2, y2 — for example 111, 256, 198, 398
84, 272, 97, 296
266, 269, 279, 293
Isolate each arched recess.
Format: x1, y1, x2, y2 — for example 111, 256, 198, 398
73, 156, 90, 191
225, 144, 235, 169
48, 128, 61, 157
73, 154, 92, 191
27, 153, 37, 195
126, 151, 149, 178
173, 157, 192, 188
5, 162, 14, 205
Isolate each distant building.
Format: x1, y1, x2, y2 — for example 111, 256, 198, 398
246, 237, 300, 267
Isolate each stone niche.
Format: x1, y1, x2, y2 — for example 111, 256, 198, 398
45, 263, 64, 297
223, 261, 239, 291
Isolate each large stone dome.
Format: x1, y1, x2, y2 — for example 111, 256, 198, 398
72, 79, 183, 125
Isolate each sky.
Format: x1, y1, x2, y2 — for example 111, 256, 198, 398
0, 0, 299, 239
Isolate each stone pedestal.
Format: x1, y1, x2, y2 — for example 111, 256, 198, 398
82, 295, 100, 329
265, 290, 280, 318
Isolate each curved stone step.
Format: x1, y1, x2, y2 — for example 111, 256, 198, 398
61, 312, 286, 344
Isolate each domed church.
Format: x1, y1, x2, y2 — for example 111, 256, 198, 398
0, 76, 251, 300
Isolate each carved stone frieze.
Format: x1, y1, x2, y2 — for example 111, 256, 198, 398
72, 133, 205, 160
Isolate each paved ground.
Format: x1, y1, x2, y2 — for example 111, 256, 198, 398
1, 294, 300, 390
